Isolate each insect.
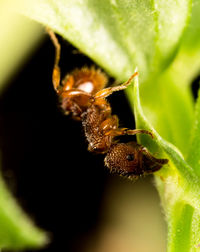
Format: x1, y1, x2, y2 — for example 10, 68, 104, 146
47, 29, 168, 178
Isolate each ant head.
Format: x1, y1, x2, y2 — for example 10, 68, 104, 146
104, 142, 168, 177
104, 142, 140, 176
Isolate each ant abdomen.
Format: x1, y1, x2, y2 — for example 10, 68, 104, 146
60, 67, 108, 119
67, 67, 108, 94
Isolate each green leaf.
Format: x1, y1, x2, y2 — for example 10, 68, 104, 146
187, 88, 200, 176
167, 203, 194, 252
131, 73, 200, 252
167, 0, 200, 86
142, 0, 200, 155
0, 171, 47, 249
131, 71, 194, 157
20, 0, 191, 82
138, 0, 200, 158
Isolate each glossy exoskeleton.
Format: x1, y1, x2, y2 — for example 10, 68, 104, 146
47, 28, 168, 178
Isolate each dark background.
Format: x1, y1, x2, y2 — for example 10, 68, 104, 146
0, 34, 136, 252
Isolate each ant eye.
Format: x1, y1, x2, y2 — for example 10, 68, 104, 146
126, 154, 134, 161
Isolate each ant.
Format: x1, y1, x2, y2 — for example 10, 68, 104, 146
47, 29, 168, 178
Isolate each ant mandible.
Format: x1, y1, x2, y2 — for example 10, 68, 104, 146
47, 28, 168, 178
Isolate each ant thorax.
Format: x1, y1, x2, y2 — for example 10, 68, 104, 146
82, 101, 114, 154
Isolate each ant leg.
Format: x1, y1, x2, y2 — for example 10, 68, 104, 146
94, 71, 138, 99
100, 115, 119, 132
62, 74, 75, 91
60, 89, 91, 118
46, 28, 61, 93
60, 89, 91, 99
105, 128, 154, 139
139, 146, 168, 165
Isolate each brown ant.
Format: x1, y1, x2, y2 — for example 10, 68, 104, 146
47, 29, 168, 178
